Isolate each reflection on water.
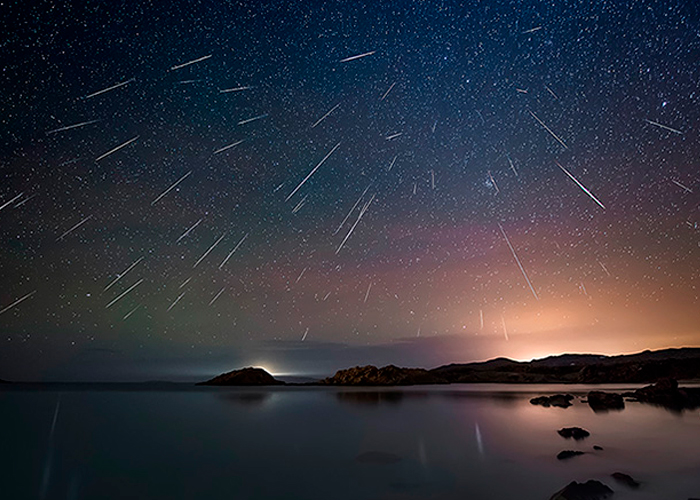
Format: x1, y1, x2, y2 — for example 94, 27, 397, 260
1, 384, 699, 500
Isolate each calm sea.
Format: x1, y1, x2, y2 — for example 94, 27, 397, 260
1, 383, 699, 499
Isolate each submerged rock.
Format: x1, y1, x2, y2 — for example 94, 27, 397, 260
611, 472, 640, 489
549, 480, 614, 500
530, 394, 574, 408
197, 367, 285, 386
587, 391, 625, 411
557, 450, 586, 460
558, 427, 590, 440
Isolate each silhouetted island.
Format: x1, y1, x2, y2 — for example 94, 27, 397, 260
199, 347, 700, 388
197, 367, 285, 386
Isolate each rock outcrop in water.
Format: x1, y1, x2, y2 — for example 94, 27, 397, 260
626, 378, 700, 410
321, 365, 447, 386
549, 480, 614, 500
611, 472, 640, 489
556, 450, 586, 460
558, 427, 590, 440
587, 391, 625, 411
197, 367, 285, 386
530, 394, 574, 407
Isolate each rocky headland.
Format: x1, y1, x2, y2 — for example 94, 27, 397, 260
197, 367, 285, 386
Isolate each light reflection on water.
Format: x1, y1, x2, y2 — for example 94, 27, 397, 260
1, 384, 698, 499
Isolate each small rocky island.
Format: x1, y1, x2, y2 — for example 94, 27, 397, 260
197, 367, 285, 386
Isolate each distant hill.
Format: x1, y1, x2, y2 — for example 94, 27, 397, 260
430, 347, 700, 384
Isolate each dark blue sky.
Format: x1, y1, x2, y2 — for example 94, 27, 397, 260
1, 0, 698, 381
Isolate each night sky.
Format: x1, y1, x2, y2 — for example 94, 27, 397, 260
1, 0, 698, 381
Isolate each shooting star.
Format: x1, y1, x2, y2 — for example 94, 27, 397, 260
385, 132, 403, 140
488, 170, 499, 194
480, 309, 484, 330
339, 50, 376, 63
95, 135, 139, 162
82, 78, 134, 100
193, 233, 226, 269
380, 81, 396, 101
177, 218, 202, 243
364, 282, 372, 303
170, 54, 212, 71
14, 194, 37, 208
506, 153, 518, 176
105, 279, 143, 309
431, 169, 436, 189
497, 223, 539, 301
522, 26, 542, 34
46, 119, 99, 135
56, 215, 93, 241
238, 114, 268, 126
311, 103, 341, 128
209, 287, 226, 306
213, 139, 245, 155
104, 257, 144, 292
555, 161, 606, 210
671, 179, 693, 193
501, 315, 509, 340
516, 88, 528, 94
296, 267, 307, 284
291, 195, 308, 214
644, 119, 683, 135
0, 192, 24, 212
323, 291, 331, 301
286, 142, 341, 201
336, 193, 375, 254
123, 304, 141, 320
167, 291, 186, 312
219, 86, 253, 93
598, 259, 612, 277
388, 155, 397, 171
179, 277, 192, 289
333, 184, 372, 236
0, 290, 36, 316
219, 232, 249, 269
528, 110, 568, 149
301, 327, 309, 341
545, 85, 558, 99
151, 171, 191, 205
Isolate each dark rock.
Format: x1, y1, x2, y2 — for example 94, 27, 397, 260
593, 445, 604, 451
557, 450, 586, 460
611, 472, 640, 489
558, 427, 590, 440
321, 365, 447, 386
549, 480, 614, 500
355, 451, 402, 464
631, 378, 700, 411
587, 391, 625, 411
197, 367, 285, 386
530, 394, 574, 408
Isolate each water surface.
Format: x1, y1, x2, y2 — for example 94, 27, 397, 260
2, 384, 699, 499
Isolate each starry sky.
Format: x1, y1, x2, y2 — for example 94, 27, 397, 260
1, 0, 698, 381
